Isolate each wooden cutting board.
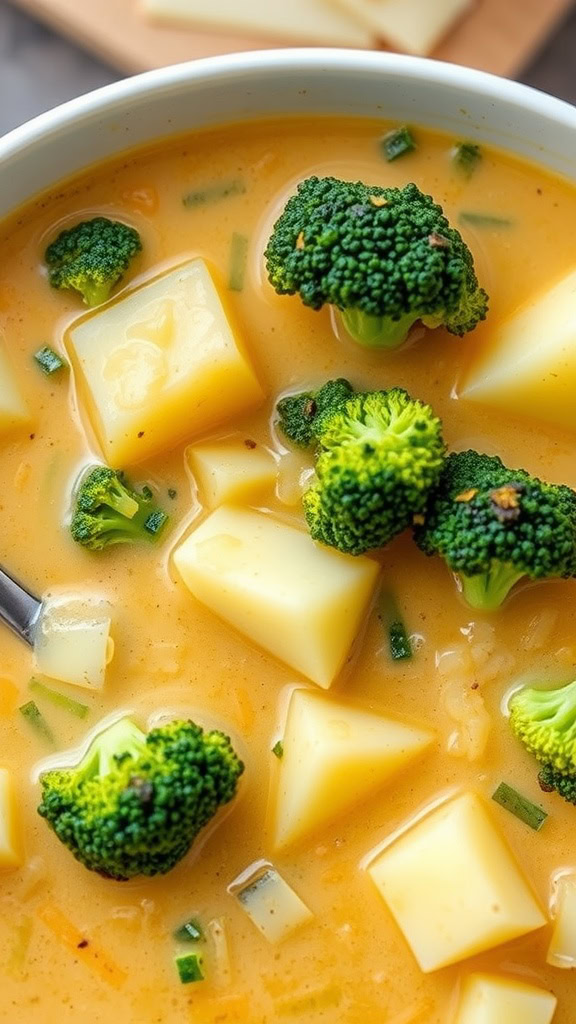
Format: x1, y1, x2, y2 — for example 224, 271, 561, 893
7, 0, 574, 77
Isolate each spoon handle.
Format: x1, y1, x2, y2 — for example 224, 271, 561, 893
0, 567, 41, 646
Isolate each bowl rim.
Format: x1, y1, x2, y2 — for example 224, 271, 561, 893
1, 47, 576, 166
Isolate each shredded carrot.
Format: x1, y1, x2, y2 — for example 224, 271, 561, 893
37, 903, 127, 990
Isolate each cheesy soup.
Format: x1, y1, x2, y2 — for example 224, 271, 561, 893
1, 117, 576, 1024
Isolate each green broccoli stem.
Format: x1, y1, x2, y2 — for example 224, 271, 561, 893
458, 563, 526, 611
81, 281, 115, 308
339, 309, 419, 349
79, 718, 146, 779
106, 487, 139, 520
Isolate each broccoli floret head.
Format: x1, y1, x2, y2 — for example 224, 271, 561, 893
508, 680, 576, 807
303, 387, 445, 555
509, 680, 576, 773
265, 176, 488, 349
415, 450, 576, 611
276, 378, 354, 448
70, 466, 169, 551
45, 217, 142, 306
38, 716, 244, 880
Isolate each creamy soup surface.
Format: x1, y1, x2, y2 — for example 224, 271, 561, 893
0, 117, 575, 1024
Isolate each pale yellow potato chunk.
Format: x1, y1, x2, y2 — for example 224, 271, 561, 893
274, 689, 434, 850
368, 792, 546, 972
0, 339, 31, 435
462, 267, 576, 433
34, 595, 113, 691
233, 866, 313, 944
329, 0, 472, 55
68, 259, 264, 466
188, 439, 276, 509
548, 873, 576, 968
0, 769, 22, 870
454, 973, 557, 1024
173, 506, 379, 688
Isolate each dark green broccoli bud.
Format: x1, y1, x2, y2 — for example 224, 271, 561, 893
303, 387, 445, 555
415, 450, 576, 611
538, 763, 576, 804
276, 378, 354, 448
38, 716, 244, 880
265, 176, 488, 350
45, 217, 142, 306
70, 465, 169, 551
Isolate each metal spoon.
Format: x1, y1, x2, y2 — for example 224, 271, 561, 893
0, 567, 41, 646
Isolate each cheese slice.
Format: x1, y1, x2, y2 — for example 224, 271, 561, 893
142, 0, 373, 47
329, 0, 472, 55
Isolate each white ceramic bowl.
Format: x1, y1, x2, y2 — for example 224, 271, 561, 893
1, 49, 576, 221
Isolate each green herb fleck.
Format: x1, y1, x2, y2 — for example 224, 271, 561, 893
34, 346, 67, 376
167, 488, 177, 500
19, 700, 55, 744
228, 232, 249, 292
29, 678, 89, 719
272, 740, 284, 759
173, 919, 204, 943
492, 782, 548, 831
183, 179, 246, 209
175, 952, 204, 984
380, 592, 412, 661
452, 141, 482, 178
381, 126, 416, 162
459, 211, 512, 228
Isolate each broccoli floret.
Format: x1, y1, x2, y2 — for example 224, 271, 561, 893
302, 387, 445, 555
415, 450, 576, 611
70, 466, 169, 550
508, 680, 576, 806
38, 716, 244, 880
45, 217, 142, 306
276, 378, 354, 448
265, 176, 488, 350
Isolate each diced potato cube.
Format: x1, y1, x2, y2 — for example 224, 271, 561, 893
274, 689, 434, 849
548, 873, 576, 968
173, 506, 379, 688
0, 339, 31, 435
462, 267, 576, 433
232, 865, 313, 943
455, 973, 557, 1024
68, 259, 264, 466
368, 792, 546, 972
34, 595, 113, 691
0, 769, 22, 870
188, 439, 276, 509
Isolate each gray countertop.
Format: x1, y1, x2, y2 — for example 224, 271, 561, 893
0, 0, 575, 137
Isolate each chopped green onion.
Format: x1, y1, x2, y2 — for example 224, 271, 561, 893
452, 141, 482, 178
173, 919, 204, 943
19, 701, 55, 744
459, 211, 512, 228
380, 592, 412, 661
492, 782, 548, 831
228, 232, 249, 292
272, 740, 284, 759
144, 509, 169, 536
167, 488, 177, 500
34, 346, 67, 376
381, 126, 416, 162
183, 179, 246, 209
175, 952, 204, 984
29, 679, 89, 719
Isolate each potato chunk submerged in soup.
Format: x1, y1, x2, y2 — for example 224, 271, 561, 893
0, 117, 576, 1023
